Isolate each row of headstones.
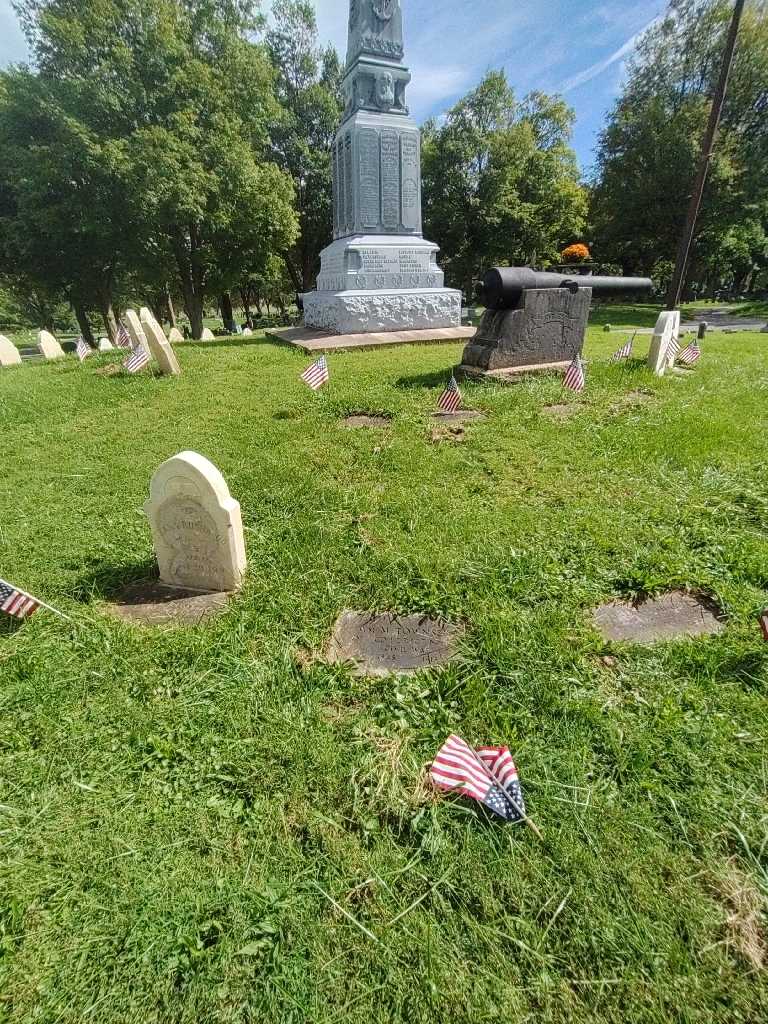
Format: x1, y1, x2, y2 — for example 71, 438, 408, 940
0, 312, 254, 369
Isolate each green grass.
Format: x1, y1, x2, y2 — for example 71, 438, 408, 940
1, 322, 767, 1023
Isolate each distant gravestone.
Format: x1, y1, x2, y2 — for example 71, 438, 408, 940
761, 323, 768, 334
242, 327, 253, 337
168, 327, 184, 344
123, 310, 151, 356
140, 310, 181, 376
37, 330, 65, 360
201, 328, 216, 341
647, 311, 681, 376
593, 592, 724, 644
326, 610, 462, 678
98, 337, 114, 351
0, 334, 22, 367
144, 451, 246, 593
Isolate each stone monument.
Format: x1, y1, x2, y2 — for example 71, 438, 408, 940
98, 337, 114, 352
201, 328, 215, 341
302, 0, 460, 335
145, 451, 246, 593
0, 334, 22, 367
37, 330, 65, 360
123, 310, 151, 356
168, 327, 185, 344
140, 309, 181, 376
647, 311, 681, 376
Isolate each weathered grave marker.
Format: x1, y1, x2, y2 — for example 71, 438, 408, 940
326, 610, 462, 677
0, 334, 22, 367
145, 451, 246, 593
98, 337, 114, 351
647, 311, 681, 376
168, 327, 185, 344
201, 328, 215, 341
140, 310, 181, 376
37, 330, 65, 361
593, 591, 724, 644
123, 310, 151, 356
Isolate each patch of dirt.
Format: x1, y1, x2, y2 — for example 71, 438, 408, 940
716, 863, 766, 971
342, 414, 392, 429
609, 389, 655, 415
430, 424, 466, 444
431, 410, 486, 424
94, 363, 122, 377
544, 403, 582, 420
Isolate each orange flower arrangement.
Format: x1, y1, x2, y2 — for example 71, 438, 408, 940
561, 243, 591, 264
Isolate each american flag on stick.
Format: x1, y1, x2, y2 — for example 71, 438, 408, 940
75, 336, 91, 362
610, 332, 636, 363
437, 375, 462, 413
563, 353, 586, 392
678, 340, 701, 365
115, 323, 132, 350
430, 734, 541, 837
0, 579, 40, 619
666, 332, 681, 364
760, 610, 768, 642
301, 356, 329, 391
122, 346, 151, 374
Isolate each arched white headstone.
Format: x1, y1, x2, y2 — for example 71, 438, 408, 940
140, 310, 181, 376
37, 330, 65, 360
0, 334, 22, 367
201, 328, 216, 341
144, 451, 246, 593
168, 327, 185, 344
647, 311, 681, 376
242, 327, 253, 337
98, 337, 114, 351
123, 310, 151, 356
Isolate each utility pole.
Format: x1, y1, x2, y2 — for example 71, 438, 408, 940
666, 0, 746, 309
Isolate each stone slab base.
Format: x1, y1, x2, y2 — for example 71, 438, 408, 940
267, 325, 475, 354
108, 580, 232, 626
302, 287, 462, 335
459, 360, 571, 384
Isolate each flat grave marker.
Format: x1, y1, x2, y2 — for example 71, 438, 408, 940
593, 591, 724, 644
326, 610, 462, 678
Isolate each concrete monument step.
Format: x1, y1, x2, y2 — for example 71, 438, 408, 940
267, 325, 475, 354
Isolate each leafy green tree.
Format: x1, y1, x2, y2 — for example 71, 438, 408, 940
422, 71, 587, 298
591, 0, 768, 295
11, 0, 298, 338
266, 0, 343, 292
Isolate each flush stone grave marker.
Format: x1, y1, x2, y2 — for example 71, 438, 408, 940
0, 334, 22, 367
140, 310, 181, 376
326, 610, 462, 677
37, 330, 65, 360
302, 0, 461, 334
145, 451, 246, 593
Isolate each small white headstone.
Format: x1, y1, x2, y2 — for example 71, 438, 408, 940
98, 337, 114, 351
140, 310, 181, 376
0, 334, 22, 367
647, 311, 681, 376
37, 330, 65, 360
144, 451, 246, 593
242, 327, 253, 337
201, 328, 215, 341
168, 327, 185, 344
123, 310, 151, 356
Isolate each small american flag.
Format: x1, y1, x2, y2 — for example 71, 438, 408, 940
437, 375, 462, 413
301, 356, 329, 391
430, 734, 528, 823
666, 332, 681, 363
75, 336, 91, 362
123, 346, 150, 374
760, 610, 768, 642
563, 353, 586, 392
610, 333, 636, 363
115, 323, 132, 350
0, 578, 41, 619
678, 340, 701, 365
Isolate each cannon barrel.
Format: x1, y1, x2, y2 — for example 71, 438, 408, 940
478, 267, 653, 310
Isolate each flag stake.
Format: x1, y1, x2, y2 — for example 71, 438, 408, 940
466, 746, 543, 839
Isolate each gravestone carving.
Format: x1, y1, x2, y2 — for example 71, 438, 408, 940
144, 451, 246, 593
37, 330, 65, 361
0, 334, 22, 367
140, 310, 181, 376
303, 0, 461, 334
326, 610, 462, 677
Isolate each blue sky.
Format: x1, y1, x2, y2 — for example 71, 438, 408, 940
0, 0, 669, 175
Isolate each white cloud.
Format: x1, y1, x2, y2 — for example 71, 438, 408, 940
407, 63, 474, 113
557, 14, 662, 94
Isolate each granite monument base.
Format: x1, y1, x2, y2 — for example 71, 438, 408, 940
303, 287, 461, 335
268, 324, 473, 353
460, 287, 591, 372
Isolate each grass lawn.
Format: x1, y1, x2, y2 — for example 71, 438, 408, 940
1, 320, 767, 1023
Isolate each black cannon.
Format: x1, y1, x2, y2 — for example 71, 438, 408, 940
477, 267, 653, 311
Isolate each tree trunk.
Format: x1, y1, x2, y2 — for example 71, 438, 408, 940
171, 224, 204, 339
73, 300, 95, 346
220, 291, 234, 331
166, 286, 177, 329
96, 270, 118, 342
239, 285, 252, 326
283, 251, 302, 294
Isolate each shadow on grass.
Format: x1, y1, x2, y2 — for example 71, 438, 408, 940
709, 649, 767, 690
0, 615, 24, 637
69, 558, 157, 603
589, 303, 663, 329
395, 369, 459, 390
179, 337, 266, 351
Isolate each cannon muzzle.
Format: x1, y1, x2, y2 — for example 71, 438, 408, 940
478, 267, 653, 310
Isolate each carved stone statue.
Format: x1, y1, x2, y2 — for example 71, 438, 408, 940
374, 71, 395, 109
348, 0, 404, 64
